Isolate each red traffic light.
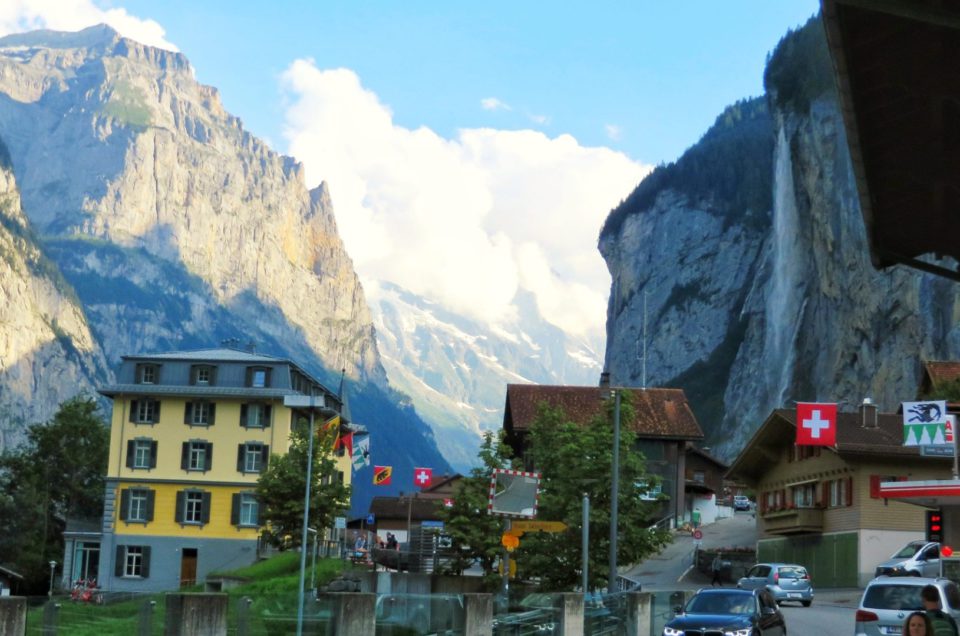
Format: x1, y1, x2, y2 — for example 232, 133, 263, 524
943, 546, 954, 558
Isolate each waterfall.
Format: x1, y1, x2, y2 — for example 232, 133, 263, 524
764, 126, 803, 406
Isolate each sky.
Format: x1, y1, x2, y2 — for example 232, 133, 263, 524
0, 1, 820, 349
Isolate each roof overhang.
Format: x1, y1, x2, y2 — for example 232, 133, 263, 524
879, 478, 960, 507
822, 0, 960, 280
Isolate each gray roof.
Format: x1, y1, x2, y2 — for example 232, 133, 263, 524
124, 348, 284, 363
98, 384, 300, 398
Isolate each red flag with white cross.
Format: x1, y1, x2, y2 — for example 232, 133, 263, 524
796, 402, 837, 446
414, 467, 433, 489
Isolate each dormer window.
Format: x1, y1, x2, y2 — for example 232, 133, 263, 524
190, 365, 217, 386
136, 364, 160, 385
246, 366, 272, 388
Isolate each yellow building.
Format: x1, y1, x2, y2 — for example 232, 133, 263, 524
92, 348, 351, 592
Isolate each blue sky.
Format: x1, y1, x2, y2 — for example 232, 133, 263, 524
1, 1, 820, 348
114, 1, 819, 165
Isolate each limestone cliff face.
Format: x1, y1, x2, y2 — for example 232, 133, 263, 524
0, 143, 110, 451
0, 25, 385, 387
600, 19, 960, 459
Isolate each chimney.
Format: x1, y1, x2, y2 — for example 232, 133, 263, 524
860, 397, 878, 428
599, 372, 610, 388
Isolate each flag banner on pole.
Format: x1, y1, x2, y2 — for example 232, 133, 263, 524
373, 465, 392, 486
323, 414, 341, 431
351, 435, 370, 471
334, 432, 353, 458
443, 498, 454, 508
902, 400, 948, 446
414, 467, 433, 489
795, 402, 837, 446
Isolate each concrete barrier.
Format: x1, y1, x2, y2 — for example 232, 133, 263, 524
463, 593, 492, 636
624, 592, 653, 636
164, 593, 228, 636
326, 592, 375, 635
0, 597, 26, 636
557, 593, 584, 635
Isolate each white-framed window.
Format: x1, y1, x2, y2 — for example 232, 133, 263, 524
124, 546, 143, 576
136, 364, 158, 384
244, 404, 266, 428
189, 442, 206, 471
134, 399, 158, 424
792, 483, 816, 508
252, 370, 266, 387
240, 494, 258, 526
830, 479, 848, 507
133, 440, 152, 469
196, 367, 211, 384
192, 402, 211, 426
693, 470, 705, 484
245, 444, 263, 473
129, 489, 148, 522
185, 491, 204, 524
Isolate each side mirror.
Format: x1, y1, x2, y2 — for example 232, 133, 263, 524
672, 605, 683, 614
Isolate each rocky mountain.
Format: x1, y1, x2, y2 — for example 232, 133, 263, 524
600, 17, 960, 460
0, 25, 449, 511
368, 281, 602, 471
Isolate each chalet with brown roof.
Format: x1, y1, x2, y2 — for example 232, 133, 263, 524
361, 475, 462, 545
920, 361, 960, 399
502, 383, 704, 527
726, 402, 952, 587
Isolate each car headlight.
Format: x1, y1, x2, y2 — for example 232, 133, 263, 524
724, 629, 752, 636
662, 628, 683, 636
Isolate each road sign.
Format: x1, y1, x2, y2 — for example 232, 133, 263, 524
510, 520, 568, 534
693, 530, 703, 540
501, 534, 519, 551
334, 516, 346, 529
366, 513, 376, 525
422, 520, 444, 529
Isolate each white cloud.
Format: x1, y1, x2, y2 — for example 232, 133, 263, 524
481, 97, 510, 111
605, 124, 623, 141
282, 60, 651, 340
0, 0, 177, 51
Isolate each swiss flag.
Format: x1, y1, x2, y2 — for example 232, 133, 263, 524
796, 402, 837, 446
414, 467, 433, 488
443, 498, 454, 508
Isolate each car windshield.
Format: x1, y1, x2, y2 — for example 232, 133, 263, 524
862, 584, 925, 610
687, 592, 753, 615
893, 543, 926, 558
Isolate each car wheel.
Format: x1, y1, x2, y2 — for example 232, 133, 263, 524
801, 600, 811, 607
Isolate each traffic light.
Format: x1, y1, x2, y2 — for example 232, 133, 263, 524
926, 509, 944, 543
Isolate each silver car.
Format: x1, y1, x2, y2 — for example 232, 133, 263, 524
874, 540, 941, 577
855, 576, 960, 636
737, 562, 814, 606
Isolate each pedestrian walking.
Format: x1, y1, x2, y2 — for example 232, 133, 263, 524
711, 553, 724, 587
921, 584, 959, 636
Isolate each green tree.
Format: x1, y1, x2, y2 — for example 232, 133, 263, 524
516, 393, 671, 590
436, 431, 516, 583
0, 396, 108, 591
256, 416, 351, 548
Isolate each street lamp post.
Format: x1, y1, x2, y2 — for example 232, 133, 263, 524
582, 493, 589, 594
609, 389, 621, 592
48, 561, 57, 598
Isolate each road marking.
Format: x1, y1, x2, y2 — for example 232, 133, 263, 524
678, 565, 695, 583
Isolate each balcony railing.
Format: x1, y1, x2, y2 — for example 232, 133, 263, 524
761, 506, 823, 535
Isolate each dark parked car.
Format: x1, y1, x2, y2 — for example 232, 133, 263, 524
662, 587, 786, 636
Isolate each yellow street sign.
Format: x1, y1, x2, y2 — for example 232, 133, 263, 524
510, 520, 568, 534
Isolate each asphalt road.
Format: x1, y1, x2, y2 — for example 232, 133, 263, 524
624, 511, 862, 636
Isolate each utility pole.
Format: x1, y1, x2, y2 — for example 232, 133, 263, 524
609, 389, 621, 592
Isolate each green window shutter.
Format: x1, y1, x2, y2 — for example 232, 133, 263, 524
129, 401, 138, 422
254, 497, 262, 525
209, 366, 218, 386
141, 546, 151, 578
201, 491, 212, 524
245, 367, 252, 387
205, 443, 213, 471
175, 491, 184, 523
146, 490, 155, 522
261, 445, 270, 468
180, 442, 189, 470
119, 489, 130, 521
264, 368, 272, 387
231, 493, 240, 526
184, 403, 193, 424
115, 546, 124, 577
208, 403, 216, 425
264, 405, 272, 428
152, 401, 161, 423
189, 366, 197, 385
240, 404, 248, 427
237, 444, 245, 472
150, 441, 158, 468
126, 441, 135, 468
